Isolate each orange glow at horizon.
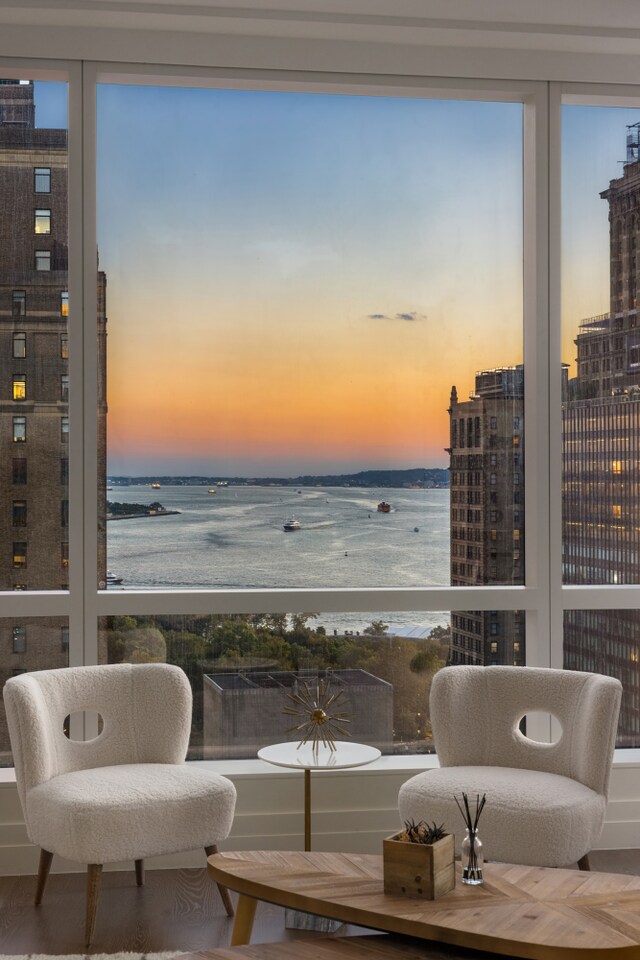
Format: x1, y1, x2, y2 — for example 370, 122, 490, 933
107, 291, 523, 472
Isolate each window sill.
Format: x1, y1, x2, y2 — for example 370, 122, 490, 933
1, 747, 638, 785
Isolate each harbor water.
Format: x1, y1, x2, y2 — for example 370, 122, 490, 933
107, 484, 451, 635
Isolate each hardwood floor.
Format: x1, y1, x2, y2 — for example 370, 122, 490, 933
0, 849, 637, 956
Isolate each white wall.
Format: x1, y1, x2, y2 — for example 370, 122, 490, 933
1, 753, 638, 875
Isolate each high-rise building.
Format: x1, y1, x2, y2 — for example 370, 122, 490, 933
0, 81, 107, 759
448, 366, 525, 666
562, 123, 640, 745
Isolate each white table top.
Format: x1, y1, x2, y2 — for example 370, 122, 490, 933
258, 740, 381, 771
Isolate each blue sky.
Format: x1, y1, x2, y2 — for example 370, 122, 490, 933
95, 85, 523, 476
31, 81, 640, 476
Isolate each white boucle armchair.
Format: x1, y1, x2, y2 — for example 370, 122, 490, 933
398, 665, 622, 869
3, 662, 237, 946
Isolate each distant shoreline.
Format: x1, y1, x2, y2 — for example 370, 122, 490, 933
107, 467, 449, 490
106, 510, 181, 521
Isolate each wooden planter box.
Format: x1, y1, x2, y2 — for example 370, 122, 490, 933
383, 832, 455, 900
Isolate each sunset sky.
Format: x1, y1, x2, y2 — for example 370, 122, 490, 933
96, 87, 523, 476
34, 84, 639, 477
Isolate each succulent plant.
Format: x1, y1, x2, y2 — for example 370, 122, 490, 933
399, 818, 447, 844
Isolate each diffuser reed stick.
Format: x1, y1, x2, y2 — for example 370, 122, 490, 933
454, 792, 486, 883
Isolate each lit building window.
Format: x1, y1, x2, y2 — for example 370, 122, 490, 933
34, 208, 51, 234
612, 460, 623, 474
12, 625, 26, 654
61, 291, 68, 317
613, 504, 622, 519
61, 416, 69, 442
60, 335, 69, 359
12, 332, 26, 358
61, 375, 69, 402
513, 435, 520, 446
34, 166, 51, 192
12, 375, 26, 401
35, 250, 51, 271
514, 641, 521, 653
12, 500, 27, 526
13, 416, 26, 442
514, 529, 520, 540
12, 290, 25, 316
13, 542, 27, 568
490, 642, 498, 653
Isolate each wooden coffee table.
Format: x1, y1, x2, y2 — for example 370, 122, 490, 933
207, 850, 640, 958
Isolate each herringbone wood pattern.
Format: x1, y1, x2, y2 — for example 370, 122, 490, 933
0, 849, 636, 955
208, 851, 640, 959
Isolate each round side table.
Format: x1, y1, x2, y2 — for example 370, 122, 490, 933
257, 740, 381, 852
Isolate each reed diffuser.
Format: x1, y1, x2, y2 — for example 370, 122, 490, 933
454, 792, 486, 885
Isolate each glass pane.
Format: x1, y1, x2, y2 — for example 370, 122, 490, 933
563, 105, 640, 585
450, 609, 525, 666
98, 87, 523, 590
101, 611, 455, 758
564, 610, 639, 747
0, 616, 69, 766
0, 79, 69, 590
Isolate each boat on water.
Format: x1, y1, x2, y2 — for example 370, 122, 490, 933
377, 501, 391, 513
106, 570, 124, 585
283, 518, 301, 531
150, 482, 161, 489
208, 488, 216, 494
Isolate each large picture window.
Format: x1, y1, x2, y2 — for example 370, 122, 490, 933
91, 84, 526, 759
0, 63, 636, 779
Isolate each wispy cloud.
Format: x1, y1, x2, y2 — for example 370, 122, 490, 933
366, 310, 426, 322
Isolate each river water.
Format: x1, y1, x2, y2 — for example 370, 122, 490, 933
107, 484, 451, 635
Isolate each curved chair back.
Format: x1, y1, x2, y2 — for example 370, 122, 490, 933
431, 666, 621, 797
4, 663, 192, 813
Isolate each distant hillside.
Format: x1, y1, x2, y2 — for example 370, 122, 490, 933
108, 468, 449, 488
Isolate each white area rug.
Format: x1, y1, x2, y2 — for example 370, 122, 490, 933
0, 954, 183, 960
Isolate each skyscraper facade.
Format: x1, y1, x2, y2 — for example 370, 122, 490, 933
0, 81, 107, 760
562, 124, 640, 745
448, 366, 525, 666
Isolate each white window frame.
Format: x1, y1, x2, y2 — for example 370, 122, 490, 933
0, 57, 636, 756
0, 58, 549, 742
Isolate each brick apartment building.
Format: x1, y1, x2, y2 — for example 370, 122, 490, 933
447, 366, 525, 667
0, 80, 107, 760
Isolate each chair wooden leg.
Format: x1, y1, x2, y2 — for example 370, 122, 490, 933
85, 863, 103, 947
205, 844, 235, 917
578, 853, 591, 871
135, 858, 145, 886
35, 848, 53, 906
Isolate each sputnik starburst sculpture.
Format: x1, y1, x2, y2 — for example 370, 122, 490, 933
284, 676, 353, 752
